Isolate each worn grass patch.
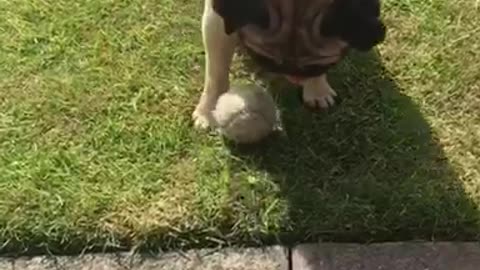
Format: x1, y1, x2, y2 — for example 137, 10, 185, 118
0, 0, 479, 255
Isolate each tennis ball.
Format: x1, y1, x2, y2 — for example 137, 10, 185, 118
212, 84, 277, 144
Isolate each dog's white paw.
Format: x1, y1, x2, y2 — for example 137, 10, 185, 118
192, 107, 215, 130
302, 85, 337, 109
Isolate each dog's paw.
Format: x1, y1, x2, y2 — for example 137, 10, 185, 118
192, 107, 215, 130
302, 85, 337, 109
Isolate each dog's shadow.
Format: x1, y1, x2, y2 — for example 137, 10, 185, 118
224, 50, 480, 244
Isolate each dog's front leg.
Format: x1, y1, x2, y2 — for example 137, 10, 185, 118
302, 74, 337, 109
193, 2, 238, 129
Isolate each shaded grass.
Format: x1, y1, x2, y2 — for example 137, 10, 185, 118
0, 0, 479, 255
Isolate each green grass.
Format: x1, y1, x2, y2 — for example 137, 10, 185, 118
1, 0, 480, 255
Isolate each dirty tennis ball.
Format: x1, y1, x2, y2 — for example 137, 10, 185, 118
212, 84, 277, 144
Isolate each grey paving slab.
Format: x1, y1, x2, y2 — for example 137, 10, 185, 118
0, 258, 12, 270
6, 246, 288, 270
13, 253, 132, 270
138, 246, 288, 270
292, 242, 480, 270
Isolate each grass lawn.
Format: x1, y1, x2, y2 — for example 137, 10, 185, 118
1, 0, 480, 255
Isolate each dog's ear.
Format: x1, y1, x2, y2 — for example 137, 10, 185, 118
212, 0, 269, 35
321, 0, 386, 51
340, 17, 386, 51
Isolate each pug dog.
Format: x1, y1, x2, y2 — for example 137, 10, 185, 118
193, 0, 386, 129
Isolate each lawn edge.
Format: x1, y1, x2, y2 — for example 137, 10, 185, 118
2, 242, 480, 269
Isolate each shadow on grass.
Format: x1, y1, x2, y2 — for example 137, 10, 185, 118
226, 50, 480, 246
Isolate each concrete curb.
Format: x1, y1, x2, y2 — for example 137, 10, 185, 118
2, 242, 480, 269
293, 242, 480, 270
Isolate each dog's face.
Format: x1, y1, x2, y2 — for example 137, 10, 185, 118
212, 0, 386, 78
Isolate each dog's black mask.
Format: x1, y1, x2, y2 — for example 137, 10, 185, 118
321, 0, 387, 51
212, 0, 386, 77
213, 0, 386, 51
